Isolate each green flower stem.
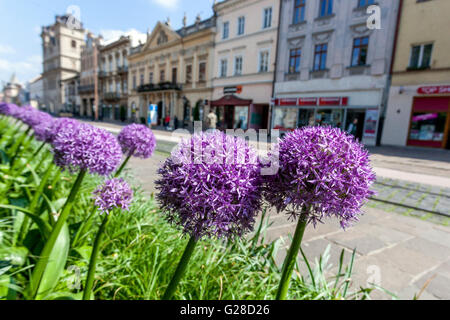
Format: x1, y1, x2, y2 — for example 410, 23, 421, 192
83, 213, 111, 300
162, 236, 198, 300
8, 127, 30, 159
276, 212, 309, 300
14, 141, 46, 176
29, 169, 87, 299
114, 154, 132, 178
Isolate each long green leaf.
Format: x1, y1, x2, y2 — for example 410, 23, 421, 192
34, 223, 70, 300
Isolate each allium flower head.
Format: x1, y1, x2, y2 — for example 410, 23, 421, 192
47, 118, 80, 144
156, 131, 263, 240
16, 106, 43, 127
52, 123, 123, 176
93, 178, 133, 214
0, 103, 19, 117
34, 116, 55, 142
117, 124, 156, 159
264, 126, 376, 229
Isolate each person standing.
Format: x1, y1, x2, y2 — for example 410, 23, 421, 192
207, 108, 217, 130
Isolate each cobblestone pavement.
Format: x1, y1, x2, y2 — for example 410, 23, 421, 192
87, 120, 450, 300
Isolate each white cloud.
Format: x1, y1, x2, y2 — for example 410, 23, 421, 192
100, 28, 147, 47
151, 0, 179, 10
0, 45, 15, 55
0, 55, 42, 84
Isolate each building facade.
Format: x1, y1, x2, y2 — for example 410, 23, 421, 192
211, 0, 279, 130
273, 0, 400, 146
2, 74, 22, 104
99, 36, 131, 122
128, 16, 216, 129
60, 75, 80, 115
382, 0, 450, 149
41, 15, 85, 114
28, 75, 44, 109
78, 32, 102, 118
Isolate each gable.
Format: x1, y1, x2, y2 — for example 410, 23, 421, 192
143, 21, 181, 52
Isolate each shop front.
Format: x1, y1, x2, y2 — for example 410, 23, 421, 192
272, 97, 380, 146
407, 94, 450, 149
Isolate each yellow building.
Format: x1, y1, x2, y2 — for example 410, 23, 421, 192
128, 16, 216, 129
382, 0, 450, 149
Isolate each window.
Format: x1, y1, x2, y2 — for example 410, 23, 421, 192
71, 40, 77, 48
259, 50, 270, 73
237, 17, 245, 35
149, 72, 154, 84
293, 0, 306, 24
319, 0, 333, 17
116, 81, 121, 93
220, 59, 228, 78
263, 7, 272, 29
172, 67, 177, 84
313, 44, 328, 71
140, 74, 144, 86
132, 75, 136, 89
160, 70, 165, 82
358, 0, 375, 7
199, 62, 206, 82
409, 44, 433, 69
186, 65, 192, 83
289, 48, 302, 73
234, 56, 243, 76
351, 37, 369, 66
223, 22, 229, 40
123, 80, 128, 93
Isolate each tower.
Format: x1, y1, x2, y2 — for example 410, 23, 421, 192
41, 14, 85, 114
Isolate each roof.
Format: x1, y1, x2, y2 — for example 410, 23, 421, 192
210, 94, 253, 107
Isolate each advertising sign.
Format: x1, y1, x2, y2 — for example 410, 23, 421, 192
363, 109, 379, 138
148, 104, 158, 125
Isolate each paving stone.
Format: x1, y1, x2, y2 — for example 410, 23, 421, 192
397, 238, 450, 262
373, 246, 441, 276
419, 228, 450, 248
302, 238, 355, 269
413, 273, 450, 300
348, 255, 414, 300
366, 225, 414, 246
326, 230, 386, 256
397, 285, 438, 301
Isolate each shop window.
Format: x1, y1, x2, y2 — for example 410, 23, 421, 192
409, 112, 447, 143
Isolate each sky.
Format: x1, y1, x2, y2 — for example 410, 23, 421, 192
0, 0, 215, 86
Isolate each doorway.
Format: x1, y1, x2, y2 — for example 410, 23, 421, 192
346, 110, 366, 141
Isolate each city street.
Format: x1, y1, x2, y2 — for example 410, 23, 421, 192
86, 120, 450, 300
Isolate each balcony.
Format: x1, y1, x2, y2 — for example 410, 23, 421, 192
103, 92, 122, 101
78, 84, 95, 94
137, 82, 182, 93
117, 66, 129, 74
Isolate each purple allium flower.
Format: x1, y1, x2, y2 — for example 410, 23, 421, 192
0, 103, 19, 117
15, 106, 43, 127
117, 124, 156, 159
156, 131, 263, 240
264, 126, 376, 229
33, 116, 55, 142
93, 178, 133, 214
52, 123, 123, 176
48, 118, 80, 144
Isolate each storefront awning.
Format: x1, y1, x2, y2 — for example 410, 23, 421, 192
210, 94, 253, 107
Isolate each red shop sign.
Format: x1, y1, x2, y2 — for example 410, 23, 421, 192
318, 97, 349, 106
417, 86, 450, 95
278, 98, 298, 106
298, 97, 318, 105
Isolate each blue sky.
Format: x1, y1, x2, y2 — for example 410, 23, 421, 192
0, 0, 214, 85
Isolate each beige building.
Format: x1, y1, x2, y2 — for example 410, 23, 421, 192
211, 0, 279, 130
99, 36, 131, 122
78, 32, 102, 118
41, 15, 85, 114
382, 0, 450, 149
128, 16, 216, 129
